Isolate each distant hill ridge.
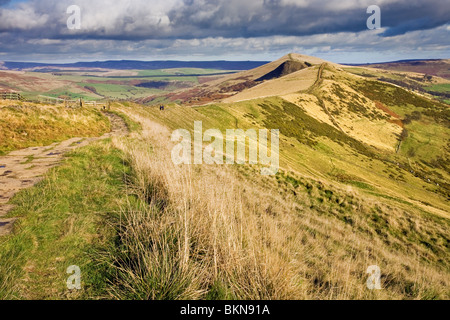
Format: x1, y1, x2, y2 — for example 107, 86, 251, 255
345, 58, 450, 79
0, 60, 270, 71
346, 58, 447, 66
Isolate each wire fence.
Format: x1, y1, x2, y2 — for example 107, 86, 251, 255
0, 92, 23, 101
2, 92, 110, 109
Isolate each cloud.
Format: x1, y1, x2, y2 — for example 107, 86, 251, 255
1, 0, 449, 39
0, 4, 49, 31
1, 24, 448, 63
0, 0, 448, 62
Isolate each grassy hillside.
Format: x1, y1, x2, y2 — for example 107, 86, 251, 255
344, 66, 450, 105
354, 59, 450, 80
130, 63, 449, 211
1, 55, 448, 300
101, 62, 449, 298
102, 101, 449, 299
0, 101, 110, 155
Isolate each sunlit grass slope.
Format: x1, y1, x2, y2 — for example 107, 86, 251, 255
0, 101, 110, 155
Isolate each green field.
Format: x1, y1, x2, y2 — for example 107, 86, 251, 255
424, 83, 450, 93
10, 68, 237, 102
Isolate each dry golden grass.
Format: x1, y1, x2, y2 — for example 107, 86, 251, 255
282, 93, 335, 127
0, 101, 109, 154
104, 107, 449, 300
223, 67, 318, 103
315, 79, 401, 151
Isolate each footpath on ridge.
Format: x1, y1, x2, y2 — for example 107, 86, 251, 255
0, 112, 128, 236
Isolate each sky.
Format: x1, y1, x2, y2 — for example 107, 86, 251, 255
0, 0, 449, 63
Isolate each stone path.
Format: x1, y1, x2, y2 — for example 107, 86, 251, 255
0, 112, 128, 236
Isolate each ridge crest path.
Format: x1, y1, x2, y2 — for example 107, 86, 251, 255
0, 112, 128, 236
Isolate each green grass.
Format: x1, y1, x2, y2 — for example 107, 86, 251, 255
195, 104, 240, 129
259, 98, 375, 156
137, 68, 231, 76
399, 116, 449, 162
122, 76, 199, 82
344, 67, 450, 104
42, 87, 101, 101
8, 68, 239, 102
75, 82, 161, 99
8, 69, 224, 101
136, 70, 173, 77
424, 84, 450, 93
0, 141, 133, 299
0, 104, 110, 155
1, 89, 447, 299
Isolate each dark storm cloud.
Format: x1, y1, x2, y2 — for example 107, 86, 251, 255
167, 0, 450, 38
0, 0, 448, 62
0, 0, 449, 40
379, 0, 450, 36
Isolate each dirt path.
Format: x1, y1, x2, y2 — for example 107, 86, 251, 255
0, 112, 128, 236
304, 63, 326, 94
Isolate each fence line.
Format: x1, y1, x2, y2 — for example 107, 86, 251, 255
2, 92, 104, 109
38, 95, 99, 108
0, 92, 23, 101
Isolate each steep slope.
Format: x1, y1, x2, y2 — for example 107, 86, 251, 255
209, 53, 328, 87
255, 60, 310, 81
222, 66, 318, 103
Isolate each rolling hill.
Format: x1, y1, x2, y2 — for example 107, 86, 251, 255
1, 53, 449, 300
139, 56, 450, 106
138, 53, 332, 105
